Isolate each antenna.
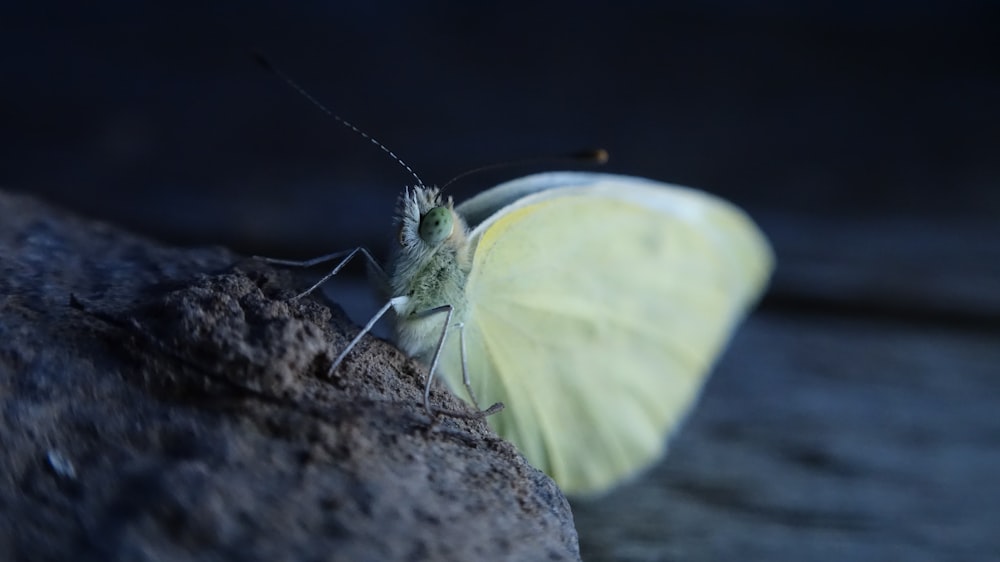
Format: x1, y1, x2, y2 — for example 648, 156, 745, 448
439, 148, 609, 191
252, 52, 426, 188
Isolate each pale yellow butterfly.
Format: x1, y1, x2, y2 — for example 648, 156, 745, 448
265, 170, 773, 496
252, 54, 771, 495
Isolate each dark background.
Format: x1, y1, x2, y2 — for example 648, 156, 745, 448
2, 1, 998, 560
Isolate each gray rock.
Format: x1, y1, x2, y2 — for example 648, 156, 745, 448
0, 190, 579, 562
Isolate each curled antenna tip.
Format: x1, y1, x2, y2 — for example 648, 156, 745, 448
572, 148, 610, 165
440, 148, 610, 190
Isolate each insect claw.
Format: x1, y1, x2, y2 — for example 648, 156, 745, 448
426, 401, 504, 421
482, 401, 505, 416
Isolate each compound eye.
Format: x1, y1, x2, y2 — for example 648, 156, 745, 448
418, 206, 454, 244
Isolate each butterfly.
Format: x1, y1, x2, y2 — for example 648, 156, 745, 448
264, 170, 773, 496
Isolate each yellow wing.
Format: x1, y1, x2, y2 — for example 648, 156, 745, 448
440, 172, 773, 495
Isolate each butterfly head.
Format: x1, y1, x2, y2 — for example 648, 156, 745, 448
389, 185, 473, 301
395, 186, 468, 251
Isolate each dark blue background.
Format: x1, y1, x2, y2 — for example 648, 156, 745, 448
3, 1, 997, 252
2, 2, 998, 559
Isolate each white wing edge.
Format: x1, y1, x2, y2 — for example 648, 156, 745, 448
462, 173, 774, 275
456, 171, 625, 229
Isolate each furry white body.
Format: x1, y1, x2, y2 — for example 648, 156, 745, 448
386, 187, 473, 365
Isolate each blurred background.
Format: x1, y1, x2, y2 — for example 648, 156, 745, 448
2, 1, 998, 560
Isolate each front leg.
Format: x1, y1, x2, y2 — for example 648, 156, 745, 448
326, 296, 407, 377
256, 247, 387, 301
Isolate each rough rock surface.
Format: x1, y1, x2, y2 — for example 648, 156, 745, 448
0, 190, 579, 561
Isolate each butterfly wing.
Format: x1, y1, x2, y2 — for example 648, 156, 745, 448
455, 172, 604, 229
439, 172, 773, 495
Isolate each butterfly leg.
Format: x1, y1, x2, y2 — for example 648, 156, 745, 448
458, 325, 504, 417
325, 296, 407, 377
414, 304, 455, 417
255, 247, 388, 300
410, 307, 504, 419
457, 323, 482, 412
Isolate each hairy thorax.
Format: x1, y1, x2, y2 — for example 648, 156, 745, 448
388, 208, 473, 362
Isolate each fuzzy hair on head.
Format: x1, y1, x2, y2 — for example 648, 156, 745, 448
395, 186, 454, 249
